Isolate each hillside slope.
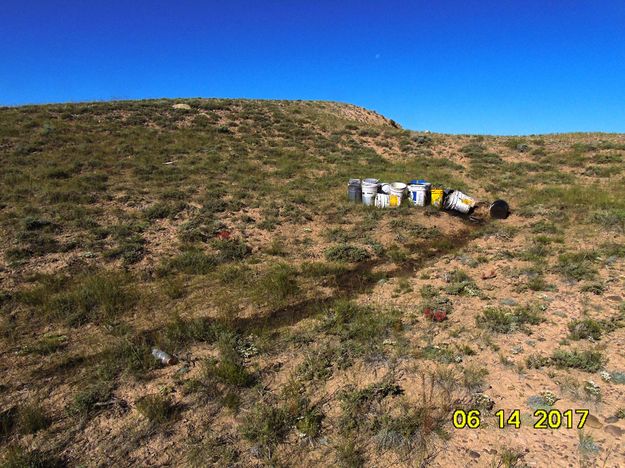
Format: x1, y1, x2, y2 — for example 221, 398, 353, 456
1, 99, 625, 466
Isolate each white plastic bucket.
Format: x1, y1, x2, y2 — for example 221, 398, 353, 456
389, 182, 406, 207
361, 178, 379, 197
444, 190, 476, 213
375, 193, 390, 208
363, 192, 376, 206
408, 184, 428, 206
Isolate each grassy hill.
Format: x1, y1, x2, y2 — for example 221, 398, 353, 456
1, 98, 625, 466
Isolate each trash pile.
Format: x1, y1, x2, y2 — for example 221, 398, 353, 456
347, 178, 509, 218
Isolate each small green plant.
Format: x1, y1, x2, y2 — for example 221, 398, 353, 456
68, 382, 113, 417
241, 402, 292, 449
498, 447, 525, 467
444, 270, 479, 296
556, 252, 598, 281
203, 356, 255, 388
568, 318, 603, 341
0, 445, 64, 468
21, 334, 67, 355
187, 435, 239, 467
477, 304, 544, 333
16, 403, 51, 434
252, 263, 300, 307
526, 354, 550, 369
551, 349, 605, 372
462, 364, 489, 392
135, 394, 175, 424
214, 238, 251, 262
46, 271, 135, 326
336, 438, 365, 468
163, 250, 216, 275
325, 244, 371, 263
578, 431, 600, 459
296, 405, 324, 438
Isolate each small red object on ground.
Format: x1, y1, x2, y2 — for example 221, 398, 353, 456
423, 307, 433, 319
432, 310, 447, 322
216, 230, 231, 240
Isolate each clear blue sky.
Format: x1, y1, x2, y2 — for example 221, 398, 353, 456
2, 1, 625, 134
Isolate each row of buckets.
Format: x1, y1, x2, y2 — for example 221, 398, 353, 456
348, 178, 510, 218
348, 178, 476, 213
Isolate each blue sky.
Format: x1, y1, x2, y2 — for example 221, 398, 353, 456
1, 1, 625, 134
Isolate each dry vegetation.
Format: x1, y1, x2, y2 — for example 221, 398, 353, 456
1, 98, 625, 466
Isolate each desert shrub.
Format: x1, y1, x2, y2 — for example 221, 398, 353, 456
319, 301, 402, 357
477, 304, 544, 333
163, 250, 217, 275
68, 382, 113, 417
135, 394, 175, 424
444, 270, 479, 296
144, 201, 186, 220
48, 271, 134, 326
16, 403, 51, 434
462, 365, 489, 392
338, 377, 403, 433
551, 349, 605, 372
202, 341, 256, 389
556, 252, 598, 281
252, 263, 299, 307
241, 402, 292, 448
1, 445, 64, 468
214, 238, 251, 262
526, 354, 550, 369
325, 244, 371, 263
568, 318, 603, 340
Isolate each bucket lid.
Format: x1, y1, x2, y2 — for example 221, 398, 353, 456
390, 182, 407, 190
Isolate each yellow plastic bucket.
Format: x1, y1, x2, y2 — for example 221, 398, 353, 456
431, 188, 444, 208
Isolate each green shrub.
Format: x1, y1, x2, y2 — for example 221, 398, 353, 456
214, 238, 251, 262
48, 271, 134, 326
16, 403, 50, 434
68, 382, 113, 417
203, 356, 255, 388
551, 349, 605, 372
296, 405, 324, 438
164, 250, 216, 275
253, 263, 300, 307
0, 445, 64, 468
526, 354, 550, 369
325, 244, 371, 263
135, 394, 175, 424
319, 301, 402, 356
477, 304, 544, 333
241, 403, 292, 448
568, 318, 603, 340
556, 252, 598, 281
144, 201, 186, 220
